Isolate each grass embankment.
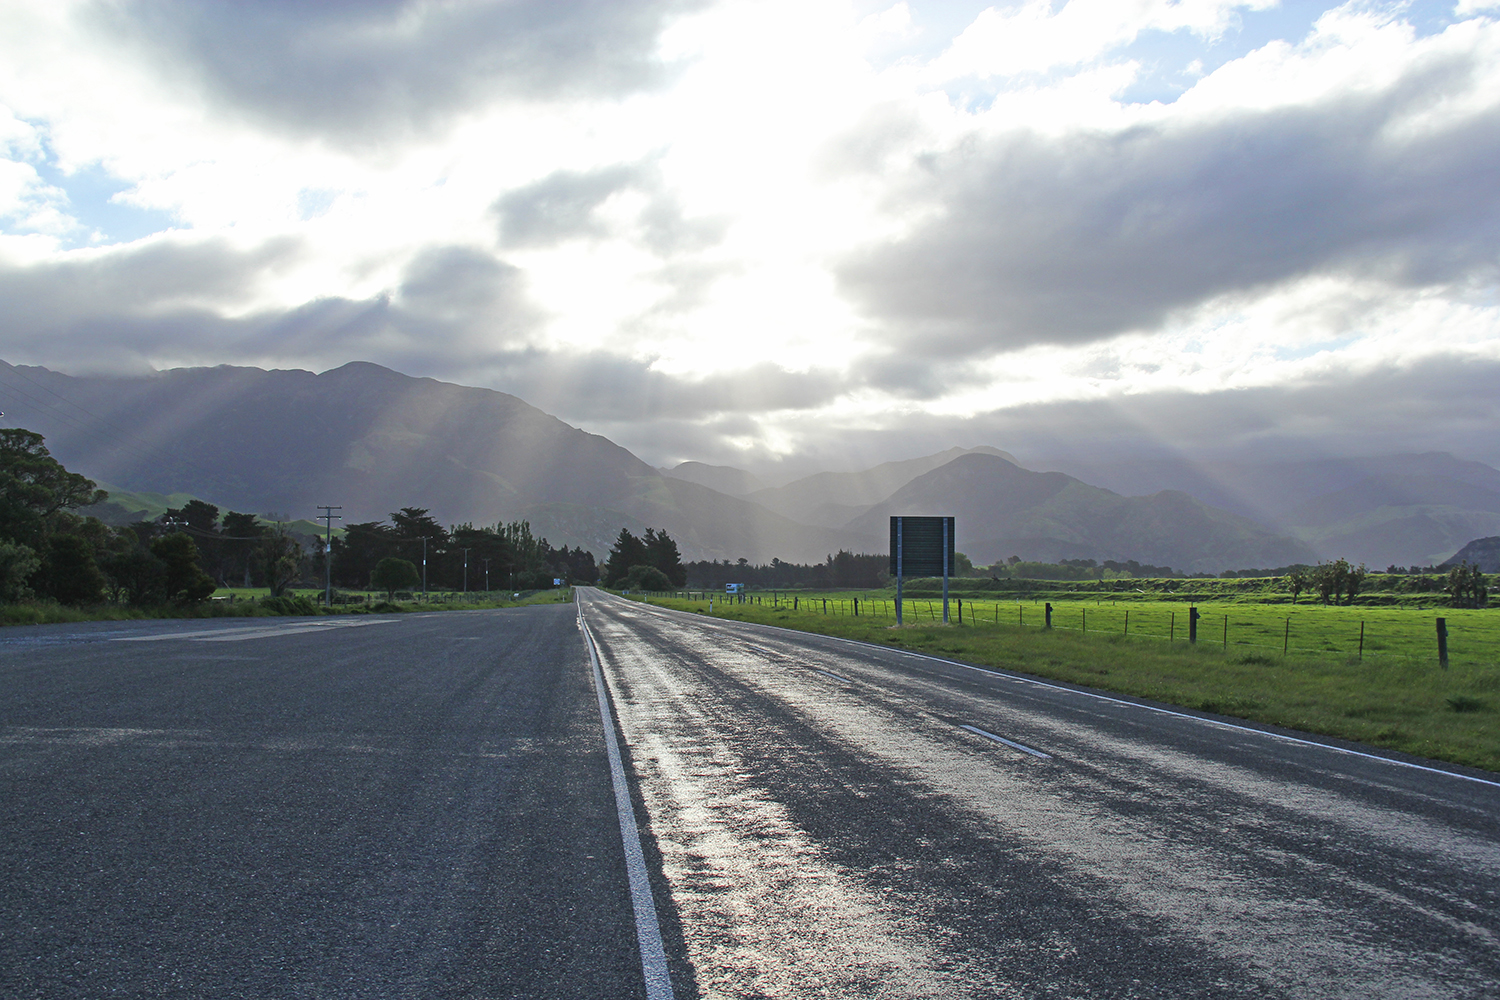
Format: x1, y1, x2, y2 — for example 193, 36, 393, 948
640, 593, 1500, 774
0, 587, 574, 627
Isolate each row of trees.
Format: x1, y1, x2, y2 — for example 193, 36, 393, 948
0, 428, 225, 606
604, 528, 686, 590
1286, 559, 1369, 605
683, 551, 886, 590
329, 508, 597, 592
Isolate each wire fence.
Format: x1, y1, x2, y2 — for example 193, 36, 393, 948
644, 590, 1498, 668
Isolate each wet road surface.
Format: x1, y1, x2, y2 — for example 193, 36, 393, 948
578, 589, 1500, 999
3, 594, 1497, 998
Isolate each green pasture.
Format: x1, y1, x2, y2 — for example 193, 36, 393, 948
682, 591, 1497, 666
639, 590, 1500, 773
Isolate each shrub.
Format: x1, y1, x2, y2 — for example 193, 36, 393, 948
259, 594, 319, 616
151, 533, 215, 603
38, 533, 107, 606
625, 563, 672, 591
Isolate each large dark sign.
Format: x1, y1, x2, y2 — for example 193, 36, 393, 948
889, 516, 955, 578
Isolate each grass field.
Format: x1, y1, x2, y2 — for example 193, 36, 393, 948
639, 591, 1500, 773
709, 592, 1500, 667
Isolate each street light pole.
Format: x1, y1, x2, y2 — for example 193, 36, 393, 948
461, 548, 470, 595
316, 505, 342, 607
483, 557, 490, 594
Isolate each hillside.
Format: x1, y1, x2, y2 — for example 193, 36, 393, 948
745, 446, 1019, 524
4, 362, 848, 563
847, 454, 1314, 573
1443, 536, 1500, 572
5, 360, 1325, 571
1046, 452, 1500, 567
659, 462, 768, 496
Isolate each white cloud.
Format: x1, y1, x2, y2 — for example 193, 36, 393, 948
0, 0, 1494, 473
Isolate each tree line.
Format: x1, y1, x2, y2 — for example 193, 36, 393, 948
602, 527, 686, 590
0, 427, 597, 608
328, 509, 597, 593
0, 428, 259, 606
683, 551, 887, 590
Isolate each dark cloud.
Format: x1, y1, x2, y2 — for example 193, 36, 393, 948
472, 351, 846, 422
493, 165, 644, 247
0, 239, 541, 371
493, 162, 728, 253
0, 236, 303, 354
802, 355, 1500, 473
90, 0, 705, 140
837, 49, 1500, 353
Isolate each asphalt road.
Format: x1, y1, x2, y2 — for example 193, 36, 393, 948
3, 593, 1498, 999
0, 605, 643, 999
578, 589, 1500, 999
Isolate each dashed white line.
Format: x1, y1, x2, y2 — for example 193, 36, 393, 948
960, 724, 1052, 759
578, 607, 675, 1000
812, 668, 853, 683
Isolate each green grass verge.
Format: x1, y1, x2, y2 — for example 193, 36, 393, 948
638, 594, 1500, 774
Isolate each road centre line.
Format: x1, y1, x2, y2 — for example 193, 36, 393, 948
616, 597, 1500, 791
578, 607, 675, 1000
960, 724, 1052, 759
116, 619, 397, 642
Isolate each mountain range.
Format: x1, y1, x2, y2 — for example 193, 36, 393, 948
2, 359, 1491, 570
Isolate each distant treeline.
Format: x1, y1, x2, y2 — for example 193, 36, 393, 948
331, 509, 596, 592
686, 551, 887, 590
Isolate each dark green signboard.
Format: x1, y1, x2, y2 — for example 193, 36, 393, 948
889, 516, 955, 577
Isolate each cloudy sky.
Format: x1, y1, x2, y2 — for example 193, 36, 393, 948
2, 0, 1499, 475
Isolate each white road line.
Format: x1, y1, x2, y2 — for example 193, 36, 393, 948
578, 607, 675, 1000
607, 595, 1500, 792
115, 619, 397, 642
960, 724, 1052, 759
812, 668, 853, 683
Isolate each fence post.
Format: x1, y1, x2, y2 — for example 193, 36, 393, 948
1223, 615, 1228, 650
1437, 618, 1449, 668
1044, 602, 1052, 629
855, 597, 859, 617
1124, 610, 1129, 636
1170, 611, 1175, 641
1189, 606, 1200, 643
1082, 609, 1086, 634
1358, 621, 1365, 660
1284, 617, 1289, 655
958, 597, 963, 625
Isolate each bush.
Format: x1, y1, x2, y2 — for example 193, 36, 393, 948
625, 564, 672, 591
0, 540, 39, 603
372, 557, 420, 600
37, 533, 106, 606
259, 594, 320, 616
151, 533, 215, 603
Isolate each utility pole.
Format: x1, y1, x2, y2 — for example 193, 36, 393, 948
461, 547, 470, 595
421, 536, 427, 598
316, 506, 342, 607
483, 557, 491, 594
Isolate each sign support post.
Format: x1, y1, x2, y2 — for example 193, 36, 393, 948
896, 516, 904, 625
942, 517, 950, 624
890, 515, 954, 628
